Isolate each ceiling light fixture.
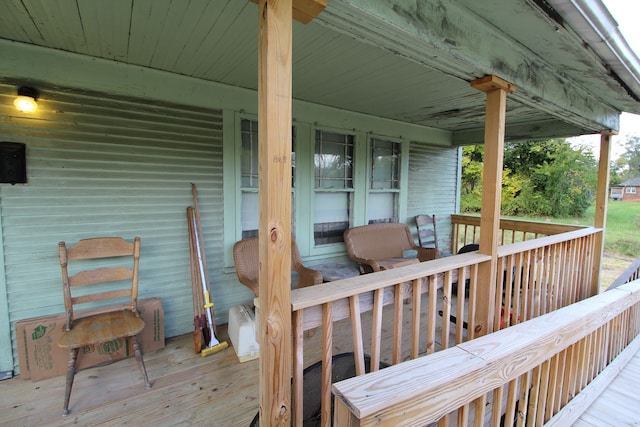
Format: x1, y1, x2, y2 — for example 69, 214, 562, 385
14, 86, 39, 113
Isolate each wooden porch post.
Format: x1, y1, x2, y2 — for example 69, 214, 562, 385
258, 0, 293, 424
256, 1, 326, 425
591, 131, 614, 295
470, 75, 515, 337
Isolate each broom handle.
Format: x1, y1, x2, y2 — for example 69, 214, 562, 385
191, 208, 220, 347
187, 207, 203, 353
191, 183, 216, 334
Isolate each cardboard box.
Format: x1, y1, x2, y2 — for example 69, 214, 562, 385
16, 298, 164, 381
228, 304, 259, 363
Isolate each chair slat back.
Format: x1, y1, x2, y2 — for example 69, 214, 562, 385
69, 266, 133, 287
66, 237, 137, 260
415, 214, 438, 249
59, 237, 141, 329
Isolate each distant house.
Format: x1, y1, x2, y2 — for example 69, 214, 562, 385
610, 177, 640, 201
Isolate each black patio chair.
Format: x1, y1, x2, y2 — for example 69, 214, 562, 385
250, 352, 390, 426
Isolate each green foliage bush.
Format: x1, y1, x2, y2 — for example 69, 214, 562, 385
461, 139, 597, 218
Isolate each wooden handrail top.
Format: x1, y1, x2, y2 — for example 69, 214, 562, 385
290, 252, 490, 311
452, 214, 586, 235
332, 280, 640, 424
496, 227, 601, 258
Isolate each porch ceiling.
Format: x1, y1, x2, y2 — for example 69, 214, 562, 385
0, 0, 638, 145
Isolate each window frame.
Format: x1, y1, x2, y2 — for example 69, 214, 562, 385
367, 135, 404, 224
223, 111, 409, 266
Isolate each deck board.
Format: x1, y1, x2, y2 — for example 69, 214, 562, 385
577, 350, 640, 426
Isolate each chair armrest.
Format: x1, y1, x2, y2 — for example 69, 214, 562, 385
297, 266, 323, 288
415, 246, 439, 262
353, 258, 381, 274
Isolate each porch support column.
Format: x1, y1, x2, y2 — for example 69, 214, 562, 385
470, 75, 515, 337
258, 0, 293, 425
592, 131, 614, 295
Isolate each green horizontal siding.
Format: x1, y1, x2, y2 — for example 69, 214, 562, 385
0, 83, 231, 374
407, 142, 459, 253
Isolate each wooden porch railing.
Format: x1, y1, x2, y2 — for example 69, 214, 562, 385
290, 252, 489, 426
495, 227, 600, 329
608, 255, 640, 290
332, 279, 640, 426
451, 214, 585, 254
288, 226, 602, 426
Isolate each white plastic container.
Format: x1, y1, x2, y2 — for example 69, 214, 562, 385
228, 304, 259, 362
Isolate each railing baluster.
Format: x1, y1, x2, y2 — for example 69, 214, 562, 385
537, 359, 551, 423
455, 266, 466, 344
427, 274, 437, 354
441, 270, 452, 349
370, 288, 383, 372
411, 278, 421, 359
474, 394, 487, 427
503, 254, 515, 328
527, 365, 542, 427
349, 294, 365, 376
321, 302, 333, 427
467, 264, 478, 339
491, 385, 504, 426
544, 353, 560, 422
513, 251, 524, 325
553, 349, 567, 418
293, 309, 304, 426
504, 378, 519, 427
392, 282, 403, 364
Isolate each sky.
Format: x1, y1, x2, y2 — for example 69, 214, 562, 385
568, 0, 640, 159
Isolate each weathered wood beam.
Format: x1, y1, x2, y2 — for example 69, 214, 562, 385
250, 0, 326, 24
471, 75, 515, 337
316, 0, 620, 133
257, 0, 293, 425
453, 119, 590, 146
592, 131, 615, 294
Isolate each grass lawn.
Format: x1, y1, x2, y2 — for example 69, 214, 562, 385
532, 201, 640, 258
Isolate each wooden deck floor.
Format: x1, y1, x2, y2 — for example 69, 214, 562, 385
1, 291, 458, 427
1, 326, 261, 427
3, 293, 639, 427
575, 349, 640, 426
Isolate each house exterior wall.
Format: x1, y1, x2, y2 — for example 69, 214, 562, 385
0, 46, 459, 376
611, 186, 640, 201
0, 83, 231, 374
407, 142, 460, 254
623, 187, 640, 201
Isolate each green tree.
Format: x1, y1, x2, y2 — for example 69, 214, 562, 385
619, 135, 640, 181
460, 145, 484, 213
461, 139, 598, 217
529, 141, 597, 217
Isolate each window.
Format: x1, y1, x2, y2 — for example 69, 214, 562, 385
626, 187, 637, 194
368, 138, 400, 224
240, 119, 295, 238
313, 130, 354, 245
225, 113, 409, 263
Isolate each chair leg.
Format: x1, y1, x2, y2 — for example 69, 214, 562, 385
62, 348, 79, 416
132, 335, 152, 389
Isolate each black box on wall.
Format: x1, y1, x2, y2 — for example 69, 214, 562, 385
0, 142, 27, 185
